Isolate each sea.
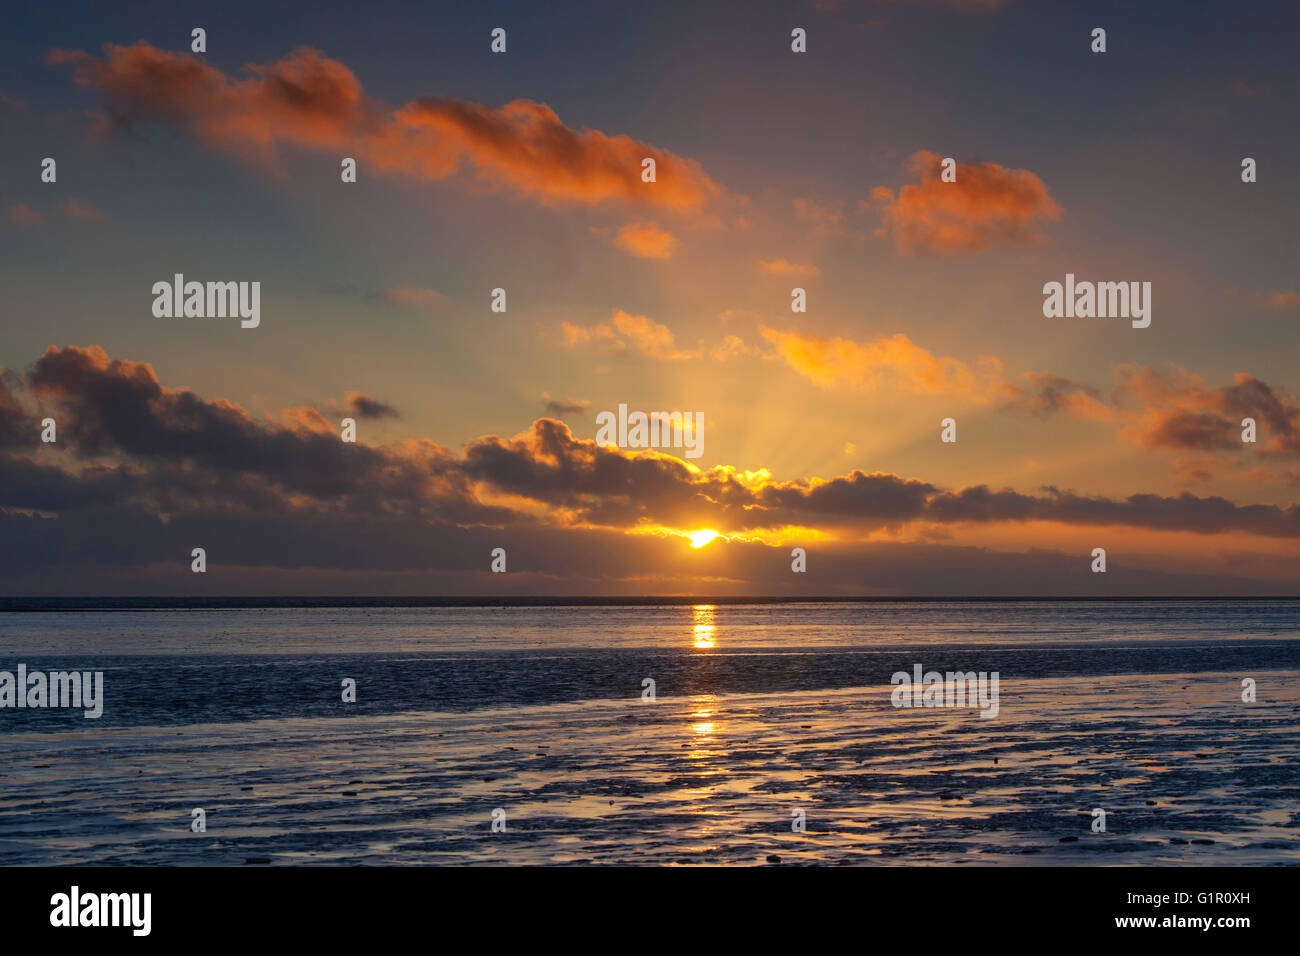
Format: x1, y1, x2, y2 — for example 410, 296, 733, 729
1, 599, 1298, 865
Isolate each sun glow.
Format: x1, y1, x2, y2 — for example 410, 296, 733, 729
687, 529, 722, 548
628, 524, 825, 548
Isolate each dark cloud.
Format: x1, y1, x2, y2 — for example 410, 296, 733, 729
1123, 369, 1300, 457
0, 373, 40, 450
21, 345, 504, 522
540, 394, 590, 417
6, 345, 1300, 595
346, 392, 399, 420
1000, 373, 1111, 419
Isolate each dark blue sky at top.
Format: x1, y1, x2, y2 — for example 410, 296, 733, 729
4, 1, 1297, 193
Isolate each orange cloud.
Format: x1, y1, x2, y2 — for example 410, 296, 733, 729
1117, 366, 1300, 457
998, 373, 1123, 423
1266, 291, 1300, 311
758, 258, 821, 278
610, 221, 678, 258
1172, 456, 1220, 486
559, 321, 597, 347
8, 203, 42, 227
559, 311, 749, 362
62, 198, 106, 221
1233, 79, 1271, 99
608, 311, 682, 357
832, 0, 1016, 12
559, 310, 691, 359
793, 197, 846, 236
760, 326, 1002, 395
710, 334, 752, 361
873, 150, 1062, 255
383, 287, 449, 309
51, 42, 719, 212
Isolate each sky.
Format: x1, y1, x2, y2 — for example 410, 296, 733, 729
2, 0, 1299, 596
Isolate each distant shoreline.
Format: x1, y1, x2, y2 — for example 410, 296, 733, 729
3, 595, 1300, 611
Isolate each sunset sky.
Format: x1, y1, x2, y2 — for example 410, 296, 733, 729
2, 0, 1299, 595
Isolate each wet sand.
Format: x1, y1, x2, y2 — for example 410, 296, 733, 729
3, 669, 1297, 865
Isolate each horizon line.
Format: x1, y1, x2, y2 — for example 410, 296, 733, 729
4, 595, 1300, 611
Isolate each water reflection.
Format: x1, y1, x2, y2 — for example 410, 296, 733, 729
685, 697, 721, 765
691, 708, 715, 736
692, 604, 716, 649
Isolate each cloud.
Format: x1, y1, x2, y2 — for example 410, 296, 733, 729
0, 373, 40, 450
999, 373, 1122, 422
1172, 457, 1220, 486
761, 326, 1003, 395
1266, 291, 1300, 311
6, 199, 105, 227
560, 312, 753, 363
382, 286, 449, 309
1117, 366, 1300, 457
608, 221, 678, 259
811, 0, 1013, 10
8, 203, 42, 227
793, 197, 846, 236
758, 258, 821, 278
0, 87, 28, 111
732, 322, 1300, 472
62, 197, 105, 221
50, 42, 720, 212
458, 419, 1300, 541
559, 322, 597, 347
709, 334, 752, 362
999, 364, 1300, 461
8, 345, 1300, 596
22, 345, 481, 513
606, 311, 691, 359
859, 0, 1016, 9
1233, 79, 1271, 99
872, 150, 1062, 255
346, 392, 400, 420
559, 310, 697, 360
540, 393, 591, 417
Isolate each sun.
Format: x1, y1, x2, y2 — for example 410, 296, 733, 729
687, 529, 722, 549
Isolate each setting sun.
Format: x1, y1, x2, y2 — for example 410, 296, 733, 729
687, 529, 722, 549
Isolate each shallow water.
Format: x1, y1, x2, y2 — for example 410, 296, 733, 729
1, 602, 1298, 864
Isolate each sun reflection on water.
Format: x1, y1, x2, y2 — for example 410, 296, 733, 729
684, 697, 722, 765
692, 604, 716, 649
691, 708, 715, 736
